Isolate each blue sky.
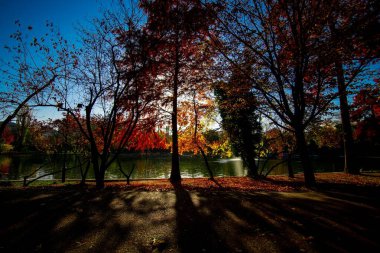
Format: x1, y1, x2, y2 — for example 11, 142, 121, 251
0, 0, 113, 120
0, 0, 106, 43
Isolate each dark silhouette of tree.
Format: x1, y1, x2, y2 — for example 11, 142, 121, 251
140, 0, 218, 182
0, 21, 73, 138
351, 83, 380, 145
322, 0, 380, 174
54, 9, 159, 188
214, 0, 344, 187
14, 105, 32, 151
215, 63, 262, 178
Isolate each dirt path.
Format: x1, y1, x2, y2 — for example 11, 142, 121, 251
1, 182, 379, 252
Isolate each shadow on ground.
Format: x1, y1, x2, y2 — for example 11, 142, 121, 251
0, 182, 379, 252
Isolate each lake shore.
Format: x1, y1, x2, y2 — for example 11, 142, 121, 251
2, 172, 380, 190
1, 173, 380, 252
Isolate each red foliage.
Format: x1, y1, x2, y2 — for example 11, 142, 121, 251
351, 83, 380, 142
128, 130, 167, 152
1, 126, 14, 145
97, 173, 380, 192
351, 85, 380, 120
103, 176, 305, 192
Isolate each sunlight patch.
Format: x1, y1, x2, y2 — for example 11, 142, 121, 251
274, 192, 327, 201
225, 210, 246, 226
54, 213, 77, 231
30, 193, 54, 201
109, 198, 125, 210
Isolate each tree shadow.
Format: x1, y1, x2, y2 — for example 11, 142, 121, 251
1, 183, 379, 253
260, 176, 305, 189
209, 178, 224, 188
191, 191, 303, 252
192, 188, 380, 253
172, 181, 229, 253
360, 173, 380, 178
0, 186, 172, 253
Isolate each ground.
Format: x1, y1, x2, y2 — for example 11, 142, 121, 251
0, 173, 379, 253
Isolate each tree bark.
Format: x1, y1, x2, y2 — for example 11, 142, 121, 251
95, 166, 105, 189
246, 155, 258, 178
80, 160, 90, 186
335, 60, 358, 174
170, 83, 181, 182
198, 145, 214, 179
90, 145, 104, 189
295, 127, 316, 187
170, 39, 181, 183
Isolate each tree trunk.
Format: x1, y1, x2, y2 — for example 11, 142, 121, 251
246, 155, 258, 178
335, 60, 358, 174
243, 136, 258, 178
170, 86, 181, 182
80, 160, 90, 186
95, 167, 105, 189
95, 175, 105, 189
91, 149, 105, 189
295, 127, 316, 187
170, 41, 181, 183
198, 146, 214, 179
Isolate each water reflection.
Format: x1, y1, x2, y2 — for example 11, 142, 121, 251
0, 153, 377, 181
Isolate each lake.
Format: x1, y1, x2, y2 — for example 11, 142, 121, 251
0, 153, 378, 181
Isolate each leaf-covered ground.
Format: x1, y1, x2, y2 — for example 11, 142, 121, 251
98, 172, 380, 192
0, 172, 379, 253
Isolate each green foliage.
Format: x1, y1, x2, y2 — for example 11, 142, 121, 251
306, 122, 342, 149
203, 129, 220, 143
202, 130, 233, 158
215, 75, 262, 177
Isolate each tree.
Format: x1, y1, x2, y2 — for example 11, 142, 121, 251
0, 125, 15, 153
322, 0, 380, 174
175, 79, 217, 179
351, 83, 380, 145
203, 129, 233, 158
261, 127, 296, 177
27, 120, 57, 153
53, 9, 159, 188
215, 71, 262, 178
126, 129, 167, 153
0, 21, 75, 138
215, 0, 342, 187
307, 122, 341, 150
262, 127, 295, 155
1, 126, 14, 146
14, 105, 32, 151
52, 113, 89, 182
140, 0, 219, 182
51, 114, 89, 154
